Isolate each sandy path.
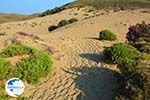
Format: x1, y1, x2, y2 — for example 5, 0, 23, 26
25, 37, 117, 100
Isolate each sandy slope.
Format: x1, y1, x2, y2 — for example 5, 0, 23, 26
0, 7, 150, 100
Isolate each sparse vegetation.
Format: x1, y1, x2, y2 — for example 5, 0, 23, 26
99, 30, 117, 41
74, 0, 150, 9
39, 2, 73, 17
30, 22, 38, 27
0, 13, 39, 24
0, 32, 6, 36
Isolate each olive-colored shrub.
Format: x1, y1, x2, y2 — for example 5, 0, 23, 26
137, 43, 150, 54
58, 20, 70, 27
104, 43, 141, 72
115, 67, 150, 100
99, 29, 117, 41
68, 18, 78, 23
48, 25, 58, 32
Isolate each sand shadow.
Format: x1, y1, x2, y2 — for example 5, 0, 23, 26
62, 66, 118, 100
79, 53, 106, 63
84, 37, 100, 41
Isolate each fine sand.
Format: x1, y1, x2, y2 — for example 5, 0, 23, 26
0, 7, 150, 100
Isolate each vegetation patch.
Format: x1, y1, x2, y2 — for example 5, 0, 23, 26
48, 18, 78, 32
126, 21, 150, 54
104, 43, 141, 72
68, 18, 78, 24
39, 2, 73, 17
57, 20, 70, 27
48, 25, 58, 32
0, 32, 6, 36
115, 67, 150, 100
0, 44, 53, 84
99, 29, 117, 41
74, 0, 150, 10
1, 44, 36, 57
102, 22, 150, 100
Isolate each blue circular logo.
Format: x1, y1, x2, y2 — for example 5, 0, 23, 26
5, 78, 25, 97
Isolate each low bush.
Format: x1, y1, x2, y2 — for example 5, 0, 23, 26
1, 44, 36, 57
0, 44, 53, 84
115, 67, 150, 100
137, 43, 150, 54
104, 43, 141, 72
57, 19, 70, 27
99, 29, 117, 41
68, 18, 78, 23
127, 21, 150, 43
126, 22, 150, 54
48, 18, 78, 32
13, 51, 52, 84
0, 58, 10, 79
48, 25, 58, 32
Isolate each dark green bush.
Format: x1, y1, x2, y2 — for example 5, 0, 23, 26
104, 43, 141, 72
58, 20, 70, 27
115, 67, 150, 100
99, 29, 117, 41
68, 18, 78, 23
48, 25, 58, 32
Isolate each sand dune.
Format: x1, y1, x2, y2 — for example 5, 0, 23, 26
0, 7, 150, 100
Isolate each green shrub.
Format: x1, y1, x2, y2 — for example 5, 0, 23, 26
48, 25, 58, 32
68, 18, 78, 23
104, 43, 141, 72
0, 58, 10, 79
0, 44, 53, 84
12, 51, 52, 84
58, 20, 70, 27
1, 44, 36, 57
99, 30, 117, 41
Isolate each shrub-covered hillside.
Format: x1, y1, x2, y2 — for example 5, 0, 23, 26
74, 0, 150, 9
